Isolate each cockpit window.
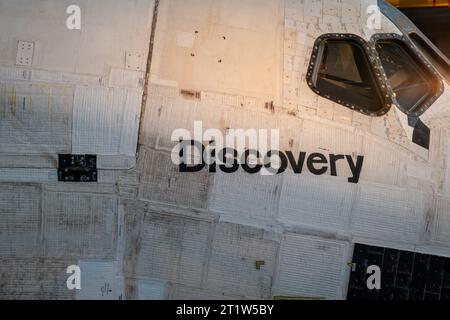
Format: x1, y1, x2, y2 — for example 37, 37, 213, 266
308, 34, 442, 118
375, 38, 442, 116
307, 35, 391, 116
409, 32, 450, 83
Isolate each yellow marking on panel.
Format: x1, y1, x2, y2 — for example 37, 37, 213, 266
33, 83, 71, 89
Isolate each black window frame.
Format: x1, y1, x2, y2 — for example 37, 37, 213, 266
307, 33, 444, 118
306, 33, 393, 117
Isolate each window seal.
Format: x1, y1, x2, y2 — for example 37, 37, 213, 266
306, 33, 394, 117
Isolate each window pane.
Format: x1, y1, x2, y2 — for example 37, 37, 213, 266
376, 40, 435, 114
409, 33, 450, 83
313, 40, 385, 114
319, 42, 362, 83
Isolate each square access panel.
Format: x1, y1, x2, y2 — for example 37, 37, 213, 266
348, 243, 450, 300
125, 51, 144, 71
58, 154, 97, 183
16, 41, 34, 66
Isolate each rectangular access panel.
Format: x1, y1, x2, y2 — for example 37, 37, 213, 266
58, 154, 97, 182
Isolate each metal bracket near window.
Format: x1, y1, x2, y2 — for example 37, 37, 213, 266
306, 33, 394, 117
412, 119, 431, 150
408, 115, 431, 150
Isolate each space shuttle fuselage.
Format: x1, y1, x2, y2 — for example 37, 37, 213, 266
1, 0, 450, 300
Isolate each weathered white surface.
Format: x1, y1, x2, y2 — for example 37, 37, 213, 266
138, 149, 210, 209
171, 284, 237, 300
137, 279, 169, 300
278, 174, 356, 234
432, 197, 450, 245
360, 138, 408, 187
0, 0, 154, 75
0, 0, 154, 166
0, 183, 42, 257
1, 0, 450, 301
150, 0, 283, 98
205, 222, 278, 299
0, 168, 57, 182
273, 234, 351, 300
0, 81, 73, 154
0, 258, 75, 300
76, 261, 118, 300
72, 86, 142, 157
209, 171, 281, 224
42, 191, 118, 258
124, 207, 212, 289
352, 183, 424, 244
